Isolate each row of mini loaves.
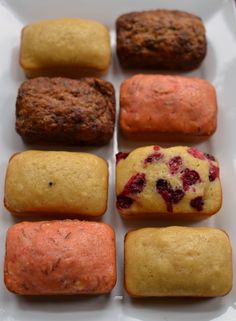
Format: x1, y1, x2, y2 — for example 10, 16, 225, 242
15, 75, 217, 145
20, 10, 207, 78
4, 221, 232, 297
4, 146, 221, 220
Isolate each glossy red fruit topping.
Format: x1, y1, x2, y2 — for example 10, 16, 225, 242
187, 147, 205, 160
204, 153, 216, 162
153, 145, 161, 151
209, 164, 219, 182
168, 156, 183, 174
116, 152, 129, 164
116, 195, 133, 210
156, 179, 184, 212
181, 168, 201, 191
144, 152, 163, 165
190, 196, 204, 211
123, 173, 146, 195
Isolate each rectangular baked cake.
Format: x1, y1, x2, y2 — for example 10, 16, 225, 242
116, 10, 206, 70
119, 74, 217, 141
4, 150, 108, 218
125, 226, 232, 297
20, 18, 111, 77
116, 146, 221, 219
16, 77, 115, 145
4, 220, 116, 295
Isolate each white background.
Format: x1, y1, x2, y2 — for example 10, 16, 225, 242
0, 0, 236, 320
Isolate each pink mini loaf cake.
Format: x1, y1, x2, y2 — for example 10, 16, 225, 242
116, 146, 222, 219
4, 220, 116, 295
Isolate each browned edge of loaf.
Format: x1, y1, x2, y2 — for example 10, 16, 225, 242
119, 130, 215, 143
124, 228, 232, 297
3, 152, 108, 218
19, 26, 109, 79
119, 204, 222, 220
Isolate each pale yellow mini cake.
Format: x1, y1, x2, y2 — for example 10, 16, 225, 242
4, 151, 108, 217
20, 18, 111, 78
116, 146, 222, 219
125, 226, 232, 297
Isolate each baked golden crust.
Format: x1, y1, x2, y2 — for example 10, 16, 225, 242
20, 18, 111, 78
124, 227, 232, 297
5, 220, 116, 295
116, 146, 222, 219
119, 74, 217, 141
4, 151, 108, 218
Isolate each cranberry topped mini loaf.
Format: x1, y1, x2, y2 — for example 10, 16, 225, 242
5, 220, 116, 295
116, 146, 221, 219
120, 74, 217, 141
116, 10, 206, 70
4, 151, 108, 218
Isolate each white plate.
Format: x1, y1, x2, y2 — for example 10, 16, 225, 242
0, 0, 236, 320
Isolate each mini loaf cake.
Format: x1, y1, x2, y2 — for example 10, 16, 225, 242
124, 226, 232, 297
116, 146, 221, 219
4, 151, 108, 218
120, 74, 217, 141
20, 18, 111, 78
4, 220, 116, 295
116, 10, 206, 70
16, 77, 115, 145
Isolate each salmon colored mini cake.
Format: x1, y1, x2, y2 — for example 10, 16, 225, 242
4, 150, 108, 218
124, 227, 232, 297
119, 74, 217, 141
116, 146, 222, 219
4, 220, 116, 295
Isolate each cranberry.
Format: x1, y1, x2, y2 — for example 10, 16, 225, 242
204, 153, 216, 162
123, 173, 146, 195
153, 145, 161, 151
181, 168, 201, 191
187, 147, 205, 160
172, 189, 185, 204
116, 195, 133, 210
190, 196, 204, 211
156, 179, 185, 212
156, 179, 170, 191
144, 152, 163, 165
116, 152, 129, 164
168, 156, 183, 174
209, 164, 219, 182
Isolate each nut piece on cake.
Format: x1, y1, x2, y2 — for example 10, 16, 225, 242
116, 146, 222, 219
124, 226, 232, 297
116, 10, 206, 70
16, 77, 115, 145
20, 18, 112, 78
4, 150, 108, 218
119, 74, 217, 141
4, 220, 116, 295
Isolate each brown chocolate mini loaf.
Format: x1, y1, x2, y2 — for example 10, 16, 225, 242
16, 77, 115, 145
116, 10, 206, 70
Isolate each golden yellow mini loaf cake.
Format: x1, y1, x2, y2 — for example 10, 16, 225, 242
116, 146, 221, 219
125, 226, 232, 297
20, 18, 111, 78
5, 220, 116, 295
4, 151, 108, 218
